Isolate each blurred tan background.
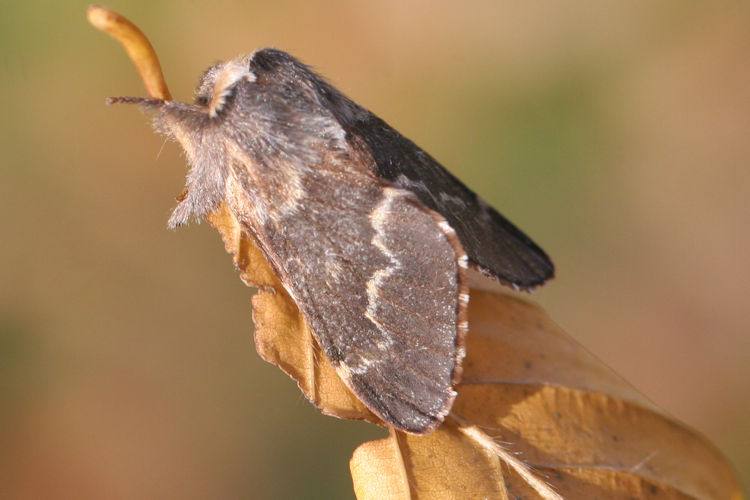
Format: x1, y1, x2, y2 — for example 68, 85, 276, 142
1, 1, 748, 497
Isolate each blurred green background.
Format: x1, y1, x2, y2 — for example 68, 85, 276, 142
1, 1, 748, 497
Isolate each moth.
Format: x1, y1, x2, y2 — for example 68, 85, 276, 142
111, 49, 554, 434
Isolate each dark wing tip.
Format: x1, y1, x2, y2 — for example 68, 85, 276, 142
471, 200, 555, 290
474, 249, 554, 291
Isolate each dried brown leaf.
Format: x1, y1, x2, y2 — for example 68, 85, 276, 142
210, 205, 742, 500
352, 291, 743, 499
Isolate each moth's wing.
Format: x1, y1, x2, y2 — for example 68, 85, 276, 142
230, 158, 468, 434
343, 114, 554, 289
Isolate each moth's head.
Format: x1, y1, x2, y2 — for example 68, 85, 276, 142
110, 48, 357, 131
193, 48, 343, 120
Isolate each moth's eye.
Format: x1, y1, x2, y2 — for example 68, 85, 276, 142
195, 94, 210, 106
